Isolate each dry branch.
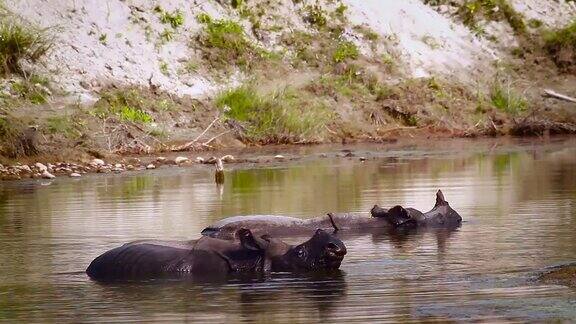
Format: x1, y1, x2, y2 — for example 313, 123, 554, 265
171, 116, 220, 151
543, 89, 576, 104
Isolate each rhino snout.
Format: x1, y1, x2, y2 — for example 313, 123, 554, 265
325, 242, 347, 259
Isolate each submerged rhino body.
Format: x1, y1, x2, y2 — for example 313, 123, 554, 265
202, 190, 462, 239
86, 229, 346, 282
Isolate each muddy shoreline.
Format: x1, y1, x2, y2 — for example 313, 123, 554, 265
2, 135, 574, 182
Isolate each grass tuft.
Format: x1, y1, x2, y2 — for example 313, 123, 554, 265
543, 20, 576, 72
489, 81, 527, 115
92, 89, 154, 124
0, 20, 52, 75
0, 116, 38, 158
215, 85, 332, 143
333, 41, 359, 63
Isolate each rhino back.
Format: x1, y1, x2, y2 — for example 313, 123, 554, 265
86, 243, 194, 281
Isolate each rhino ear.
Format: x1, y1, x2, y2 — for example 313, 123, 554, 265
236, 228, 268, 251
435, 190, 447, 207
371, 205, 389, 218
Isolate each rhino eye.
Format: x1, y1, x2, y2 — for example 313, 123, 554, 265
297, 248, 307, 259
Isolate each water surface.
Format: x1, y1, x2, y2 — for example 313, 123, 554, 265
1, 138, 575, 322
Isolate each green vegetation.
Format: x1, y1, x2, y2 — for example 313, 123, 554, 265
196, 13, 212, 24
303, 5, 328, 29
0, 20, 52, 75
489, 81, 527, 115
196, 15, 268, 69
156, 7, 184, 28
0, 116, 37, 158
160, 29, 174, 42
45, 116, 83, 138
92, 89, 155, 124
118, 106, 153, 123
159, 61, 169, 76
9, 74, 51, 104
353, 25, 379, 42
543, 20, 576, 71
231, 0, 244, 9
333, 41, 359, 63
424, 0, 526, 35
215, 85, 332, 143
98, 33, 107, 45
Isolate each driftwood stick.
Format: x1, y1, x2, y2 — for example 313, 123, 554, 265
203, 129, 232, 146
543, 89, 576, 104
171, 116, 220, 151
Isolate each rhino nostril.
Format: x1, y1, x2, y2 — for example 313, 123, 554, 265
326, 243, 345, 256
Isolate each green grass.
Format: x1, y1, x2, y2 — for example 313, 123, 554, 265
543, 20, 576, 71
489, 81, 527, 115
215, 85, 332, 143
426, 0, 526, 35
202, 19, 246, 50
159, 9, 184, 28
118, 106, 153, 123
99, 33, 107, 45
303, 5, 328, 29
160, 29, 174, 42
92, 89, 155, 124
0, 20, 52, 75
10, 75, 51, 104
0, 116, 37, 158
196, 13, 212, 24
196, 17, 266, 69
45, 116, 82, 138
333, 41, 359, 63
159, 61, 169, 76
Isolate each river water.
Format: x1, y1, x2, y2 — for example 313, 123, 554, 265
1, 138, 575, 322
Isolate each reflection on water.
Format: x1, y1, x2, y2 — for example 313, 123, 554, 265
0, 138, 575, 322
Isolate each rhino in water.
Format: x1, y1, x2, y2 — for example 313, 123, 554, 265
371, 190, 462, 228
86, 228, 346, 282
202, 190, 461, 239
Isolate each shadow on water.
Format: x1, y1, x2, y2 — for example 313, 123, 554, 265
1, 138, 576, 322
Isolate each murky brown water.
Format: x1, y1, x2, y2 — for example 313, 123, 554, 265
1, 138, 575, 322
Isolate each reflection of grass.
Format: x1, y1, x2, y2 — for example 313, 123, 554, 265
119, 176, 154, 199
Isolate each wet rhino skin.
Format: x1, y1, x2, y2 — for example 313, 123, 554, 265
86, 229, 347, 281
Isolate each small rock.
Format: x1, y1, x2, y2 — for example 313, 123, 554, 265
156, 156, 167, 163
114, 163, 123, 168
91, 158, 105, 166
174, 156, 189, 164
20, 165, 32, 172
126, 164, 134, 170
195, 157, 205, 164
41, 171, 56, 179
146, 164, 156, 170
344, 152, 355, 158
319, 153, 328, 158
274, 155, 285, 160
359, 157, 367, 162
221, 155, 235, 163
69, 172, 81, 178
